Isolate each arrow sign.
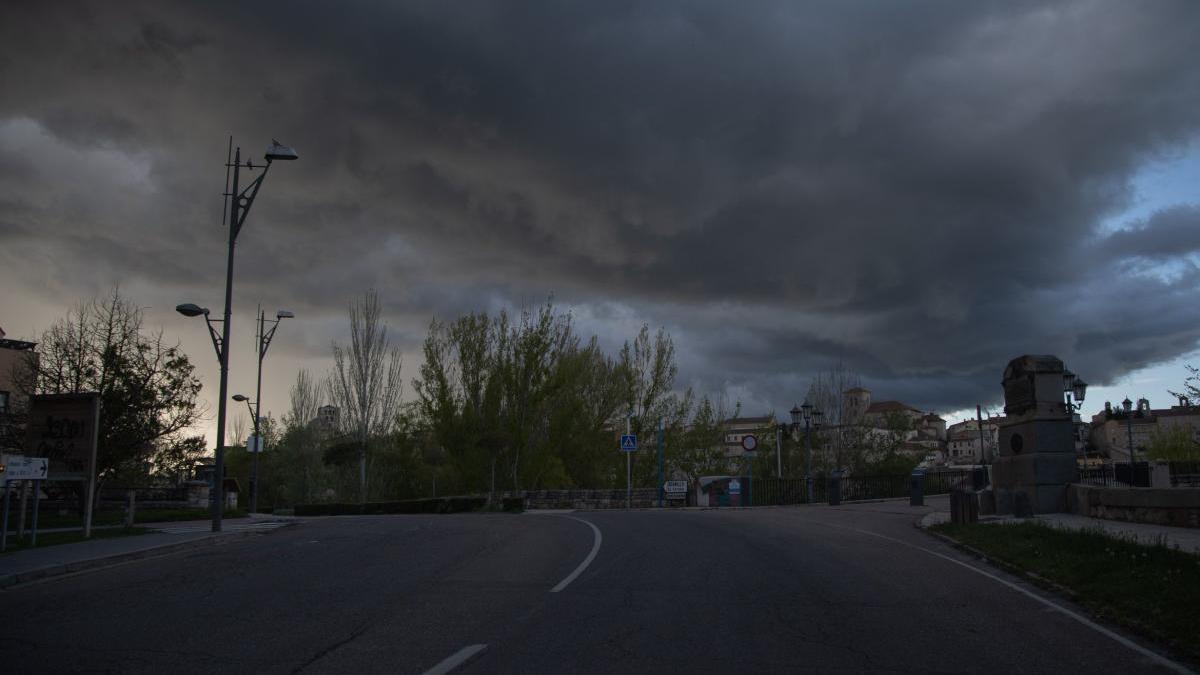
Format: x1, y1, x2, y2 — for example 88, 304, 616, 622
620, 434, 638, 452
1, 455, 49, 481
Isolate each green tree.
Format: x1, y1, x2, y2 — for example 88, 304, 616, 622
1145, 425, 1200, 461
30, 290, 203, 484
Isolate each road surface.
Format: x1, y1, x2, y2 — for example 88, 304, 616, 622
0, 501, 1190, 673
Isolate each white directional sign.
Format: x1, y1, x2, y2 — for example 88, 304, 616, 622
1, 455, 49, 481
741, 434, 758, 453
246, 435, 264, 453
728, 479, 741, 495
664, 480, 688, 500
620, 434, 638, 452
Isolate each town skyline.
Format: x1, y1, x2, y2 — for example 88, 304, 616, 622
3, 1, 1200, 446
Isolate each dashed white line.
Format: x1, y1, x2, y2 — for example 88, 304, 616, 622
422, 644, 487, 675
550, 515, 602, 593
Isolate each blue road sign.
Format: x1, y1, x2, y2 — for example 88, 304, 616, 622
620, 434, 638, 452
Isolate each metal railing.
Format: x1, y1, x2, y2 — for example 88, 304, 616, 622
746, 470, 972, 505
1168, 461, 1200, 488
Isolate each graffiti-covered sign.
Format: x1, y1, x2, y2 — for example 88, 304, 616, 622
25, 393, 100, 481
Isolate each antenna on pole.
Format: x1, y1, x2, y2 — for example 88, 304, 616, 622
221, 135, 233, 227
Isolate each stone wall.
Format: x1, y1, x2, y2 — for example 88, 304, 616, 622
1068, 484, 1200, 528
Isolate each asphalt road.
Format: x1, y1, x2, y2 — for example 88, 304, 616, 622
0, 501, 1191, 674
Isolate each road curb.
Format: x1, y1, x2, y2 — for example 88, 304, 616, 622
0, 522, 297, 590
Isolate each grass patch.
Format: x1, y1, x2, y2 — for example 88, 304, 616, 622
931, 520, 1200, 661
1, 526, 151, 555
16, 508, 248, 529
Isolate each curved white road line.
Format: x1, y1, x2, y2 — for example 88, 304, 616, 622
550, 515, 602, 593
850, 526, 1194, 675
422, 644, 487, 675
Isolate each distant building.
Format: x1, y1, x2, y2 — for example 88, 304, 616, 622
0, 332, 38, 452
722, 415, 776, 458
945, 418, 1001, 465
311, 405, 340, 438
1089, 398, 1200, 461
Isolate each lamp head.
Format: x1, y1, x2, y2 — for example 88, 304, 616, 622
789, 404, 802, 426
265, 140, 299, 162
175, 303, 209, 318
1072, 378, 1087, 403
1062, 369, 1075, 393
276, 309, 295, 319
232, 394, 250, 402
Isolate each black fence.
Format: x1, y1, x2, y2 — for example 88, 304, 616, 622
746, 469, 972, 506
1168, 461, 1200, 487
1079, 463, 1153, 487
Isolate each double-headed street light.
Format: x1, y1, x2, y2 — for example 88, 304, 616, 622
246, 307, 294, 513
789, 401, 822, 503
176, 139, 298, 533
1062, 369, 1088, 412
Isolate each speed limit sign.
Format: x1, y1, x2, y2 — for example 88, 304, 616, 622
741, 434, 757, 454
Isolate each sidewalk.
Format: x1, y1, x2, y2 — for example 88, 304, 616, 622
0, 514, 297, 589
919, 508, 1200, 554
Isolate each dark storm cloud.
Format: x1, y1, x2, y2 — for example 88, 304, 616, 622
3, 0, 1200, 414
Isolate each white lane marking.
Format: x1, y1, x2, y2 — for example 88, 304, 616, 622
849, 526, 1194, 675
550, 515, 602, 593
422, 644, 487, 675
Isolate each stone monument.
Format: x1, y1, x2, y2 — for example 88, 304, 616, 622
992, 355, 1079, 515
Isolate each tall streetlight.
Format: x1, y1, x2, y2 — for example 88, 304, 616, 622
176, 139, 298, 532
244, 307, 294, 513
790, 401, 822, 503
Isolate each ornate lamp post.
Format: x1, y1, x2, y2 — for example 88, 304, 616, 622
790, 401, 822, 503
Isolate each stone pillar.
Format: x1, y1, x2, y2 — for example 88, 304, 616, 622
992, 355, 1080, 515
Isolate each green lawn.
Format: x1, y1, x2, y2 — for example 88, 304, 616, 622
931, 521, 1200, 661
1, 526, 151, 555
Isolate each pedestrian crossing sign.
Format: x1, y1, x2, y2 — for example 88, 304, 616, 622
620, 434, 637, 452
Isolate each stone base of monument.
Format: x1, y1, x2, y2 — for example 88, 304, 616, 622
991, 355, 1083, 516
992, 451, 1078, 486
993, 480, 1068, 515
977, 487, 996, 516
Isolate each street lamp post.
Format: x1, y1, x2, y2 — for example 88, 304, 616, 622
176, 139, 297, 532
790, 402, 822, 503
775, 422, 784, 479
248, 307, 294, 513
1123, 397, 1136, 487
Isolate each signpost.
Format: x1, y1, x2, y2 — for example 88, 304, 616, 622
663, 480, 688, 503
2, 455, 48, 480
620, 426, 637, 510
742, 434, 757, 507
25, 393, 101, 537
1, 455, 49, 552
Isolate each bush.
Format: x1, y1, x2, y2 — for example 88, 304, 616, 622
502, 497, 524, 512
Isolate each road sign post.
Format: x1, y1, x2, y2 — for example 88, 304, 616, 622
741, 435, 757, 507
1, 456, 50, 550
1, 480, 9, 553
620, 422, 637, 509
656, 419, 664, 508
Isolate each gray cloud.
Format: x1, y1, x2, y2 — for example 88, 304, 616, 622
3, 0, 1200, 422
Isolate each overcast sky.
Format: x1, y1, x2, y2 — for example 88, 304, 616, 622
3, 1, 1200, 440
